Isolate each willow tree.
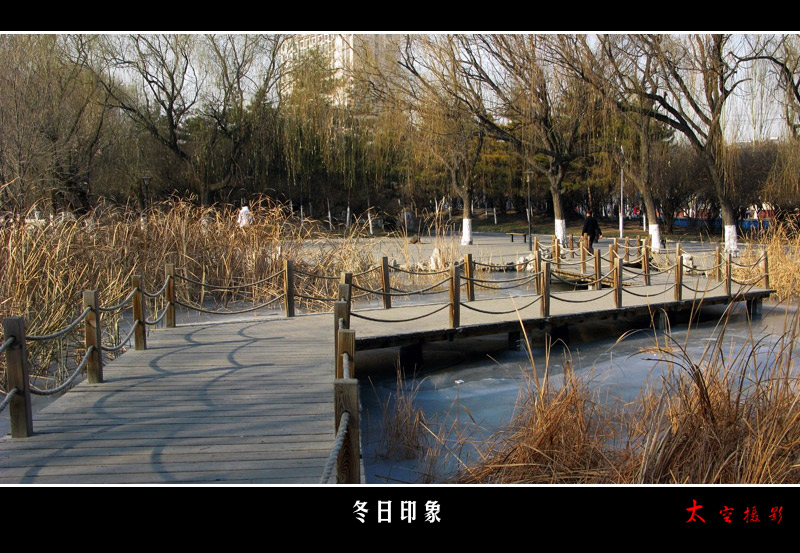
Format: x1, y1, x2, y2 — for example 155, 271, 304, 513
373, 34, 487, 245
743, 35, 800, 207
582, 34, 752, 251
551, 35, 677, 250
451, 34, 599, 245
280, 44, 362, 216
200, 34, 287, 200
0, 34, 111, 214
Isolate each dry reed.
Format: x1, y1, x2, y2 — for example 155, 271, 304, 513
455, 303, 800, 484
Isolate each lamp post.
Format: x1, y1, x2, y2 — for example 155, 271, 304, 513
618, 148, 624, 239
524, 170, 534, 252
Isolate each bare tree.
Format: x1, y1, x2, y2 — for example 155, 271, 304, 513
552, 35, 675, 250
392, 35, 486, 245
582, 34, 752, 251
90, 34, 208, 202
452, 35, 598, 244
0, 35, 110, 214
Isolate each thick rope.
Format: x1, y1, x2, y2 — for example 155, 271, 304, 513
29, 346, 95, 396
350, 303, 450, 324
26, 307, 92, 341
0, 388, 19, 413
320, 411, 351, 484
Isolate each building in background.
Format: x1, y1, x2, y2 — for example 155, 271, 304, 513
280, 33, 398, 107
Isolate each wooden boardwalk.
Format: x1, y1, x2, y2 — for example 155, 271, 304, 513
0, 314, 339, 484
0, 251, 774, 485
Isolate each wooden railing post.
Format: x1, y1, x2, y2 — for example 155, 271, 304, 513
614, 258, 622, 308
540, 261, 551, 317
83, 290, 104, 383
593, 251, 602, 290
761, 251, 769, 289
338, 283, 352, 328
380, 256, 392, 309
3, 317, 33, 438
714, 246, 722, 281
553, 237, 560, 269
464, 253, 475, 302
674, 246, 683, 302
450, 264, 460, 329
284, 260, 295, 317
580, 236, 587, 275
642, 243, 651, 286
165, 263, 175, 328
336, 328, 356, 379
569, 234, 574, 258
131, 275, 146, 350
726, 252, 732, 297
334, 375, 360, 484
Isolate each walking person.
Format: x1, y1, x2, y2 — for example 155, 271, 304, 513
238, 201, 253, 228
582, 210, 603, 253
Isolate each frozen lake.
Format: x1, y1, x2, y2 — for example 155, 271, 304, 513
359, 298, 799, 484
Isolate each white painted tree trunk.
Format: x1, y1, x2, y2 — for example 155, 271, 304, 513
724, 224, 738, 253
554, 219, 566, 245
461, 218, 473, 246
649, 224, 661, 252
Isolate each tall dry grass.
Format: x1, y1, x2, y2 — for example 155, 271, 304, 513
455, 305, 800, 484
0, 196, 391, 388
738, 221, 800, 301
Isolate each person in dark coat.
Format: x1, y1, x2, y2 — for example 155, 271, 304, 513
582, 210, 603, 253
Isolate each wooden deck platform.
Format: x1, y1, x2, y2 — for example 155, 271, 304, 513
0, 314, 339, 484
350, 278, 774, 354
0, 269, 773, 484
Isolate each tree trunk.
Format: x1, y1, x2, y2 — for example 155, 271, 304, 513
720, 199, 738, 252
642, 188, 662, 251
460, 185, 473, 246
549, 169, 566, 245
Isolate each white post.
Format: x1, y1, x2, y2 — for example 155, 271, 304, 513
619, 163, 624, 239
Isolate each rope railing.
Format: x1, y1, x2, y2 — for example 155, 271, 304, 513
680, 278, 728, 295
174, 269, 283, 290
29, 346, 95, 396
323, 344, 361, 484
350, 276, 452, 298
144, 304, 172, 326
473, 259, 530, 270
0, 387, 18, 413
350, 302, 451, 324
25, 307, 92, 342
0, 264, 178, 437
101, 320, 140, 352
141, 276, 171, 298
388, 264, 453, 276
1, 248, 771, 446
550, 287, 616, 304
174, 295, 284, 315
98, 287, 138, 313
461, 295, 541, 315
0, 337, 15, 356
